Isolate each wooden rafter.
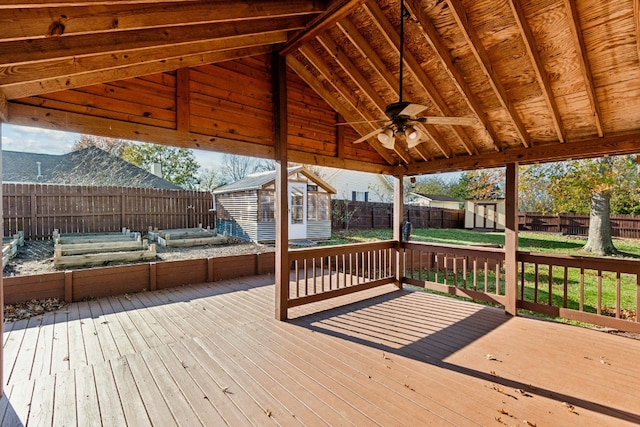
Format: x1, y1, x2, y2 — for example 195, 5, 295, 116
1, 32, 287, 99
314, 33, 416, 162
280, 0, 364, 55
636, 0, 640, 64
0, 15, 307, 66
402, 131, 640, 175
0, 1, 322, 40
507, 0, 565, 143
406, 0, 501, 152
4, 44, 277, 100
364, 1, 477, 156
563, 0, 603, 137
336, 18, 447, 160
287, 53, 398, 164
445, 0, 531, 148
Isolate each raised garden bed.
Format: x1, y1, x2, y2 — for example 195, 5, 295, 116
148, 226, 228, 248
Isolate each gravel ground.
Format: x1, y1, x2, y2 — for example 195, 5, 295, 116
3, 239, 274, 277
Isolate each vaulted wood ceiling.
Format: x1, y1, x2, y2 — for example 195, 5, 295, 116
2, 0, 640, 176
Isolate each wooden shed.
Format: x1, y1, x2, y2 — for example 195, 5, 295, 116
464, 199, 506, 231
213, 166, 335, 242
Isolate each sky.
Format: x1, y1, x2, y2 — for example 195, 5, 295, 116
1, 123, 461, 181
1, 124, 226, 171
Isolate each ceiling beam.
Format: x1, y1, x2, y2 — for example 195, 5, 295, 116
0, 1, 323, 40
406, 0, 501, 152
364, 1, 476, 156
563, 0, 603, 137
314, 33, 418, 162
280, 0, 364, 56
507, 0, 565, 143
287, 54, 398, 165
1, 32, 287, 98
7, 101, 275, 159
0, 15, 307, 66
336, 18, 445, 160
4, 44, 277, 100
402, 132, 640, 175
636, 0, 640, 64
445, 0, 531, 148
289, 149, 394, 174
0, 0, 197, 7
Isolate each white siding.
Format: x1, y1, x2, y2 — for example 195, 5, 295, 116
319, 168, 393, 203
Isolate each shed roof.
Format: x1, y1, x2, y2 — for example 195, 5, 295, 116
213, 166, 336, 194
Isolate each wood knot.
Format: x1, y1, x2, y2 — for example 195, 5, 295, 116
48, 20, 65, 36
111, 18, 119, 29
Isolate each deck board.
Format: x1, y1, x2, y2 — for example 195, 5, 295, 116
3, 274, 640, 426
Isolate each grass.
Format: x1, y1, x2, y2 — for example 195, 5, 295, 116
324, 228, 639, 322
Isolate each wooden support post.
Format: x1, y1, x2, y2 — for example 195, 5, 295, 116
505, 162, 519, 315
393, 175, 404, 288
64, 270, 73, 302
273, 53, 290, 320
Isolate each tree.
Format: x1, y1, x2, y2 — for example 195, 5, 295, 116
534, 155, 640, 255
205, 154, 275, 188
73, 135, 130, 156
460, 168, 505, 200
121, 143, 200, 189
518, 164, 554, 213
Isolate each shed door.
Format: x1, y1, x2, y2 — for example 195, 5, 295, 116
289, 182, 307, 240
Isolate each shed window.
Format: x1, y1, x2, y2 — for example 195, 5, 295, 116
258, 191, 275, 222
308, 193, 318, 220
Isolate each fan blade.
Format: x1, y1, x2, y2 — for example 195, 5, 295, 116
417, 116, 478, 126
353, 127, 385, 144
399, 103, 429, 117
336, 119, 390, 126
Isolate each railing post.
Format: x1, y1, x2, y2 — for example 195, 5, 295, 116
393, 175, 404, 288
505, 163, 518, 315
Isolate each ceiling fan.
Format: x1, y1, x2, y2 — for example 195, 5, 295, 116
346, 0, 477, 152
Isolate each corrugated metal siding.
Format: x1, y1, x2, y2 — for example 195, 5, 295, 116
307, 221, 331, 240
215, 191, 259, 241
257, 221, 276, 242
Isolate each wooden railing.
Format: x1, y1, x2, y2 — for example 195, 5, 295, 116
517, 252, 640, 333
287, 240, 397, 307
400, 241, 506, 305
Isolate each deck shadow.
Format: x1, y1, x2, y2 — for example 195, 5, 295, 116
291, 290, 640, 424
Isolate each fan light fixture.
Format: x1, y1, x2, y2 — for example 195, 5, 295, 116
376, 124, 422, 150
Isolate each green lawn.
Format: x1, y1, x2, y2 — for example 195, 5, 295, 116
325, 228, 640, 321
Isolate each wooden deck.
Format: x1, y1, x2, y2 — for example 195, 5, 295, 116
2, 276, 640, 426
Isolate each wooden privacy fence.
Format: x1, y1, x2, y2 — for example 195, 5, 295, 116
519, 212, 640, 238
3, 183, 215, 240
331, 200, 464, 230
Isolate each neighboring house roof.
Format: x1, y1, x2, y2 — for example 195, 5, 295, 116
2, 147, 181, 189
213, 166, 336, 194
412, 193, 461, 203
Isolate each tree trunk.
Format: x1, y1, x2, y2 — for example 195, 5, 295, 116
583, 191, 616, 255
